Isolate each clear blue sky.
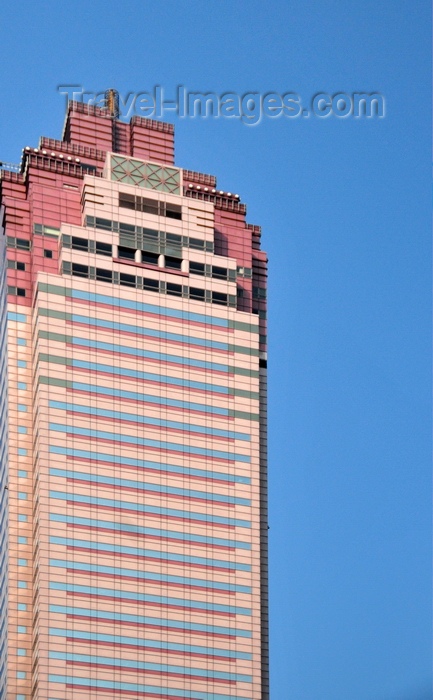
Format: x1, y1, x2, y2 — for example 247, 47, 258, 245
1, 1, 431, 698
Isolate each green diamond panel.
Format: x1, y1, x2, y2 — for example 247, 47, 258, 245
111, 155, 180, 194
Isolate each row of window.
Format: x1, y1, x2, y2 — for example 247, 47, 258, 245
6, 237, 30, 251
119, 192, 182, 220
189, 260, 236, 282
86, 215, 214, 254
33, 224, 60, 237
62, 234, 235, 281
61, 234, 112, 257
117, 246, 182, 270
237, 266, 252, 278
7, 286, 26, 297
61, 261, 237, 307
8, 260, 26, 271
7, 233, 251, 282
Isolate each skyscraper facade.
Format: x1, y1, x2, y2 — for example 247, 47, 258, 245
0, 95, 268, 700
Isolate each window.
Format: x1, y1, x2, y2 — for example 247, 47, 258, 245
95, 241, 112, 256
119, 221, 135, 234
17, 582, 27, 589
166, 203, 182, 220
71, 236, 88, 251
212, 291, 228, 305
211, 265, 227, 280
166, 283, 182, 297
43, 249, 53, 258
18, 537, 27, 544
141, 251, 159, 266
190, 287, 205, 301
95, 268, 112, 283
119, 192, 182, 220
7, 237, 31, 251
143, 278, 159, 292
189, 237, 208, 250
118, 246, 135, 261
93, 216, 112, 231
71, 263, 89, 278
17, 626, 27, 633
63, 236, 112, 258
119, 273, 136, 288
165, 233, 182, 256
141, 199, 159, 216
34, 223, 60, 236
189, 261, 205, 276
7, 260, 26, 271
189, 261, 232, 281
118, 192, 136, 210
17, 649, 27, 656
8, 286, 26, 297
165, 256, 182, 271
17, 338, 27, 346
18, 515, 28, 522
253, 286, 267, 300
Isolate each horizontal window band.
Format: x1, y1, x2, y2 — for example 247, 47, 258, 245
63, 264, 237, 310
7, 312, 27, 323
48, 399, 251, 442
49, 650, 252, 682
49, 535, 251, 572
49, 445, 251, 484
49, 605, 252, 637
49, 491, 251, 528
38, 283, 259, 333
39, 376, 259, 422
49, 467, 251, 506
49, 422, 251, 463
48, 675, 252, 700
50, 559, 252, 594
49, 627, 252, 660
39, 354, 259, 400
38, 329, 244, 375
38, 307, 259, 356
86, 216, 209, 254
50, 650, 251, 683
49, 513, 251, 550
49, 581, 251, 616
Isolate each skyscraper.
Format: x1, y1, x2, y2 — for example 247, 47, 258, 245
0, 92, 268, 700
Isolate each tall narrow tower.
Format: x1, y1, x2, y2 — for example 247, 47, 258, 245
0, 95, 268, 700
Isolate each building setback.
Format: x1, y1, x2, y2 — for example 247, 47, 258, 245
0, 94, 268, 700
